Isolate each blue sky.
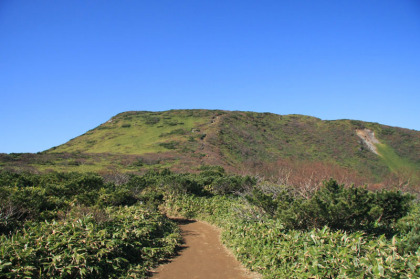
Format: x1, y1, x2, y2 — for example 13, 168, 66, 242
1, 0, 420, 153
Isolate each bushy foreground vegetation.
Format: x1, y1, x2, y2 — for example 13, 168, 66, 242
165, 193, 419, 278
158, 168, 419, 278
1, 168, 419, 278
246, 179, 414, 236
0, 171, 181, 278
0, 206, 180, 278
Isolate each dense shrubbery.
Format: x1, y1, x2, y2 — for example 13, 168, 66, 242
0, 170, 182, 278
0, 168, 256, 277
164, 194, 420, 278
1, 168, 419, 278
160, 170, 419, 278
139, 167, 256, 197
0, 172, 146, 234
246, 179, 414, 236
0, 206, 180, 278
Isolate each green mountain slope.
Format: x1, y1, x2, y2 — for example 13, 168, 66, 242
212, 112, 420, 180
3, 109, 420, 187
50, 110, 213, 155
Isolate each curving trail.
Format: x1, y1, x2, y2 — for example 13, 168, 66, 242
150, 218, 260, 279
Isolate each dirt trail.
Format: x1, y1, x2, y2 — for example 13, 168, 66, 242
150, 219, 260, 279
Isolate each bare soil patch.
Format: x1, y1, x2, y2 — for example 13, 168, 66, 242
356, 129, 380, 154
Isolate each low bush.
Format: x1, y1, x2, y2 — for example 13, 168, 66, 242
158, 141, 179, 150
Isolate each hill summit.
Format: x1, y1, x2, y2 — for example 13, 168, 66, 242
43, 109, 419, 187
2, 109, 419, 189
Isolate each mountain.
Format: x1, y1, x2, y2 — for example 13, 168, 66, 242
2, 109, 420, 189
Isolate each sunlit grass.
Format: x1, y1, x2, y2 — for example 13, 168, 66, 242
50, 111, 210, 155
376, 143, 417, 172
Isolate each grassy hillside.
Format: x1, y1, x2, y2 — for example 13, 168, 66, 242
206, 111, 419, 184
2, 109, 419, 189
49, 110, 216, 155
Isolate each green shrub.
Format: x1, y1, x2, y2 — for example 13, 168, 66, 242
97, 188, 139, 207
158, 141, 179, 150
159, 128, 187, 137
396, 202, 420, 254
163, 173, 207, 196
299, 179, 377, 231
144, 116, 160, 125
209, 175, 255, 195
127, 175, 147, 191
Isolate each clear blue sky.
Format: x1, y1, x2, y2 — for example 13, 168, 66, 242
1, 0, 420, 153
